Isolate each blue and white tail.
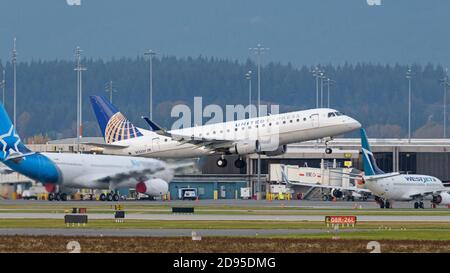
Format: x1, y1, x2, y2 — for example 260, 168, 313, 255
0, 104, 31, 161
90, 95, 143, 143
360, 128, 384, 176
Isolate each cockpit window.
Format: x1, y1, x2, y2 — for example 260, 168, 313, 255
335, 112, 343, 116
328, 112, 336, 118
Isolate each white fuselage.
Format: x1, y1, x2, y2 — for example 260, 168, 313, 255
103, 108, 360, 158
364, 173, 445, 201
43, 152, 173, 190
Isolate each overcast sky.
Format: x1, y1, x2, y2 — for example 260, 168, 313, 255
0, 0, 449, 67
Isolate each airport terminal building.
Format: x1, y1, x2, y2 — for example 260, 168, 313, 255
2, 137, 450, 200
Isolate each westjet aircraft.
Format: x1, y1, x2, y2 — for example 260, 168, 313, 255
90, 96, 361, 169
0, 104, 176, 201
360, 128, 450, 209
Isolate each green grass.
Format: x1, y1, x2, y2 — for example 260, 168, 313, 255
1, 219, 450, 230
269, 230, 450, 241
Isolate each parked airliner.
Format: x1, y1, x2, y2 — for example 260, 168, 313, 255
90, 96, 361, 168
0, 104, 175, 201
360, 128, 450, 209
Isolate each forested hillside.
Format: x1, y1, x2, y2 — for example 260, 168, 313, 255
0, 56, 447, 140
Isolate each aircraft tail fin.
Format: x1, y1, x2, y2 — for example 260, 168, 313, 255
0, 105, 31, 161
89, 95, 143, 144
360, 128, 384, 176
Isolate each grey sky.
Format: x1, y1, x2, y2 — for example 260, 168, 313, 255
0, 0, 449, 67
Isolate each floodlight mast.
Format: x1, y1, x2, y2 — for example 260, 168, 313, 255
249, 43, 269, 201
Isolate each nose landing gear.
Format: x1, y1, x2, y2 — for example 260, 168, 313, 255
324, 140, 333, 154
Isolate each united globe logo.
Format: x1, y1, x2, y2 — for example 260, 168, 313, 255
104, 112, 142, 143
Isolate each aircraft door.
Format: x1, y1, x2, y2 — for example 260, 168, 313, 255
310, 114, 319, 128
152, 137, 160, 152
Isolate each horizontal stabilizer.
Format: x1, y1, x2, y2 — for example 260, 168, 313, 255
82, 142, 129, 149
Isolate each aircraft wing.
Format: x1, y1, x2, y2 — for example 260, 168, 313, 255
74, 166, 167, 185
141, 116, 235, 152
99, 166, 167, 183
409, 190, 450, 199
0, 164, 15, 174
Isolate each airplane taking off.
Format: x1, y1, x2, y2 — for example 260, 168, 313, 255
360, 128, 450, 209
89, 96, 361, 169
0, 104, 175, 201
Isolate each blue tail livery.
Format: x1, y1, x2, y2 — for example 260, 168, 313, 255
0, 105, 60, 184
360, 128, 385, 176
90, 95, 143, 143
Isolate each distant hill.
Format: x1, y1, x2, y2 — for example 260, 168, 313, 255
0, 57, 447, 139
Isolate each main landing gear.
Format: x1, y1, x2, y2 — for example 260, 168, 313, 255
216, 156, 247, 169
99, 192, 120, 202
48, 192, 68, 201
375, 196, 391, 209
414, 201, 424, 209
216, 157, 227, 168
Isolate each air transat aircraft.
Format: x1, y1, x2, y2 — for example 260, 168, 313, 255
360, 128, 450, 209
90, 96, 361, 169
0, 105, 174, 201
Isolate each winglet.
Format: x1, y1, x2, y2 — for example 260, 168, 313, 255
141, 116, 163, 131
141, 116, 172, 137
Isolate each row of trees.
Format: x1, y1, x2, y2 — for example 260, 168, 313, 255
0, 56, 448, 140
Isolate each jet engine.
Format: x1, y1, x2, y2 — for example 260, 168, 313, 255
331, 188, 343, 198
229, 140, 259, 155
257, 144, 287, 157
136, 178, 169, 197
432, 192, 450, 205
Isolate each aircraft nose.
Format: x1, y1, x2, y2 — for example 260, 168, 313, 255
347, 118, 362, 131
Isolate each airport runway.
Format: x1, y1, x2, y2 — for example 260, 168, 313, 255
1, 212, 449, 222
0, 199, 432, 209
0, 228, 363, 237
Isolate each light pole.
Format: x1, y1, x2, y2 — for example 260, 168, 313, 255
325, 78, 335, 108
11, 38, 17, 127
246, 71, 252, 118
311, 67, 321, 108
0, 69, 5, 106
441, 68, 450, 138
249, 43, 269, 201
74, 46, 86, 152
406, 67, 412, 142
144, 49, 156, 120
105, 80, 117, 103
319, 71, 325, 108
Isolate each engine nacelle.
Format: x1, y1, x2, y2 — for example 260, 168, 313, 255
432, 192, 450, 205
229, 140, 259, 155
331, 189, 343, 198
258, 144, 287, 157
136, 178, 169, 197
